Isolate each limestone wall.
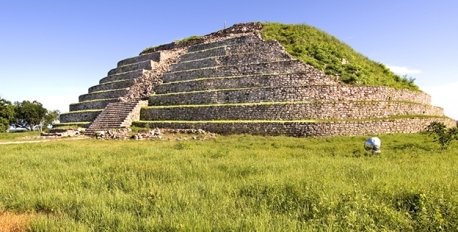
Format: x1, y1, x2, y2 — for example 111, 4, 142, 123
79, 89, 129, 102
117, 52, 160, 67
141, 101, 443, 121
88, 79, 136, 93
149, 85, 431, 106
163, 60, 307, 83
134, 117, 456, 137
69, 99, 119, 111
60, 110, 101, 123
99, 70, 146, 84
156, 70, 337, 94
107, 60, 154, 76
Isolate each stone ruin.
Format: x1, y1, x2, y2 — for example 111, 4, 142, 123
56, 22, 455, 136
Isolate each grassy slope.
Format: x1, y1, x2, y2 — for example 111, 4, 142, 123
261, 23, 419, 90
0, 134, 457, 231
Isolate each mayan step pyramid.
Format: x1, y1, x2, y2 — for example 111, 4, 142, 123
57, 22, 455, 136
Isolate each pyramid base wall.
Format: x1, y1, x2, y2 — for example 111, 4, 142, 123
133, 117, 456, 137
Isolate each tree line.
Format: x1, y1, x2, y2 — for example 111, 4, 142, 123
0, 97, 60, 132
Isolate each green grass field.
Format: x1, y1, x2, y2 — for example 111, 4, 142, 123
0, 133, 457, 231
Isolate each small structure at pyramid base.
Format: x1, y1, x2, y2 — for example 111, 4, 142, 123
55, 22, 456, 137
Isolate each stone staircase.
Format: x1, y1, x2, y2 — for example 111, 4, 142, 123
85, 101, 147, 135
56, 52, 162, 128
56, 49, 181, 132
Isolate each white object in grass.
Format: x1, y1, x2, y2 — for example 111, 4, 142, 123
364, 137, 381, 154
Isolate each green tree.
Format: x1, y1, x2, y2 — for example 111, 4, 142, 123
13, 100, 47, 131
0, 98, 15, 132
425, 122, 458, 150
42, 110, 61, 129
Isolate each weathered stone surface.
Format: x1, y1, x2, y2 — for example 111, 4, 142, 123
149, 85, 431, 106
119, 49, 184, 102
171, 51, 290, 72
133, 117, 456, 137
107, 60, 155, 76
179, 46, 227, 62
79, 88, 129, 102
89, 79, 136, 93
187, 35, 259, 52
99, 70, 146, 84
60, 110, 102, 123
69, 98, 119, 111
155, 72, 336, 94
141, 101, 443, 121
117, 52, 161, 67
180, 40, 289, 63
162, 60, 307, 83
52, 122, 90, 129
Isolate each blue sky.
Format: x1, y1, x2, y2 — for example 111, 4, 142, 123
0, 0, 457, 119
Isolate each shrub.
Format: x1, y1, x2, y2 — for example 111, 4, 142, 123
176, 35, 203, 44
425, 122, 458, 149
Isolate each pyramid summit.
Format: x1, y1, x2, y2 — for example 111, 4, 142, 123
57, 22, 455, 136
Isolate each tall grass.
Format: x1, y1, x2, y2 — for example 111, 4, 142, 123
261, 23, 419, 90
0, 134, 457, 231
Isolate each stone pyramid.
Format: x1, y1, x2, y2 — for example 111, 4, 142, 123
57, 23, 455, 136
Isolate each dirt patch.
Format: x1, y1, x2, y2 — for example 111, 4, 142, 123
0, 211, 34, 232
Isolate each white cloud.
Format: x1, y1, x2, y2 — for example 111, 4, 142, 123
387, 65, 422, 75
423, 82, 458, 120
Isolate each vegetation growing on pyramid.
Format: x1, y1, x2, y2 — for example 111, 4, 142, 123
261, 23, 419, 90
